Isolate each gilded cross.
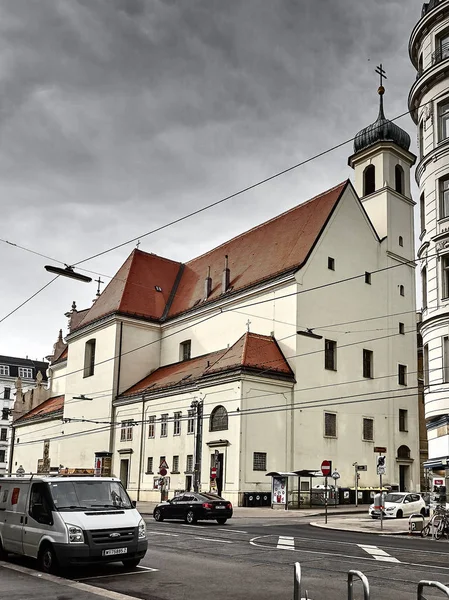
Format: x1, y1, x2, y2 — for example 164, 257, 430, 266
95, 277, 104, 297
375, 63, 387, 87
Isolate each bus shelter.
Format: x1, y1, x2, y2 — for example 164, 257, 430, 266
266, 470, 335, 509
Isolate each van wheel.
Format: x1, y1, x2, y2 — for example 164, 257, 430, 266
122, 558, 141, 568
186, 510, 197, 524
38, 544, 58, 574
0, 539, 7, 560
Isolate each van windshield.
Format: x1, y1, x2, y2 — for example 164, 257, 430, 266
48, 480, 132, 511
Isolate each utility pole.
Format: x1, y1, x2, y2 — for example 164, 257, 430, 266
191, 399, 203, 493
353, 462, 358, 507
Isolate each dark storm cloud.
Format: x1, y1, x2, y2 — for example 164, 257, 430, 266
0, 0, 421, 358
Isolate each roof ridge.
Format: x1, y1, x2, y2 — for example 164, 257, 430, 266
185, 181, 348, 266
133, 248, 182, 267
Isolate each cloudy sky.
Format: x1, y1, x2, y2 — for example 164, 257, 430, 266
0, 0, 422, 361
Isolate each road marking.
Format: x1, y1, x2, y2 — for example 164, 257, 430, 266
194, 536, 233, 543
77, 566, 159, 581
147, 531, 179, 536
358, 544, 400, 563
0, 561, 145, 600
218, 528, 247, 534
277, 536, 295, 550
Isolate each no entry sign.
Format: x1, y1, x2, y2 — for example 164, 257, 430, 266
321, 460, 332, 476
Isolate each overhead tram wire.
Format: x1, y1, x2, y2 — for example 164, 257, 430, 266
0, 276, 59, 325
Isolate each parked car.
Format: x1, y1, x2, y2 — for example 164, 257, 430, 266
368, 492, 426, 519
153, 492, 233, 524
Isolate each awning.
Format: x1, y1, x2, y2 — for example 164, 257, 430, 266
266, 471, 297, 477
423, 457, 449, 470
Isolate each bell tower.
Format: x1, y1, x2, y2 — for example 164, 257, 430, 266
348, 66, 416, 260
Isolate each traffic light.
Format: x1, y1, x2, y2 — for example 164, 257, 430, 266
377, 455, 386, 468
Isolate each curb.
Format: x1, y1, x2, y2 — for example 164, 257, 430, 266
309, 521, 408, 536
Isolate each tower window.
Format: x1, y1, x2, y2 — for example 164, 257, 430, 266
399, 322, 405, 335
398, 364, 407, 386
438, 100, 449, 142
327, 257, 335, 271
363, 349, 373, 378
363, 165, 375, 196
365, 271, 371, 284
399, 285, 405, 297
395, 165, 404, 194
179, 340, 191, 361
324, 339, 337, 371
399, 236, 403, 247
83, 339, 96, 378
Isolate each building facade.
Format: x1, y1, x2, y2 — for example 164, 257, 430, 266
0, 356, 48, 475
409, 0, 449, 484
11, 92, 421, 504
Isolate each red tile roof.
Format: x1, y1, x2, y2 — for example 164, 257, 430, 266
76, 251, 182, 329
15, 395, 64, 425
52, 345, 68, 365
74, 181, 347, 330
168, 181, 347, 317
121, 332, 294, 398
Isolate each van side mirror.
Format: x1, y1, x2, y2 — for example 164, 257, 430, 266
131, 500, 137, 508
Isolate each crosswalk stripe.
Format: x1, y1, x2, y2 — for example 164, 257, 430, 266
358, 543, 400, 563
277, 536, 295, 550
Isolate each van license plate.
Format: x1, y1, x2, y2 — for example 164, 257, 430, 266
103, 547, 127, 556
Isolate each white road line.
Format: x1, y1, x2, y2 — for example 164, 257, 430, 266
358, 544, 400, 563
277, 536, 295, 550
147, 531, 179, 537
77, 567, 159, 581
194, 536, 233, 543
218, 528, 247, 534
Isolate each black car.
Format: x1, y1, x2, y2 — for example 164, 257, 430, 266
153, 492, 233, 524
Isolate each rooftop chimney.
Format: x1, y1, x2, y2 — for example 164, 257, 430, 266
222, 255, 230, 293
204, 266, 212, 299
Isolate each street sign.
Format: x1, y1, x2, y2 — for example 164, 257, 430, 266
374, 447, 387, 453
321, 460, 332, 476
377, 455, 386, 476
357, 465, 367, 471
211, 467, 217, 479
159, 468, 167, 476
159, 459, 169, 470
331, 471, 340, 480
377, 466, 386, 475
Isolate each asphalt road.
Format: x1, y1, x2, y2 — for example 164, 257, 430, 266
3, 516, 449, 600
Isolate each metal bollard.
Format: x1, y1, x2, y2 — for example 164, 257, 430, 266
417, 580, 449, 598
409, 513, 425, 535
293, 562, 301, 600
348, 570, 370, 600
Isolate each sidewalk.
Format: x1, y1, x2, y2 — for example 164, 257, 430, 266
137, 500, 367, 519
311, 514, 423, 535
0, 561, 140, 600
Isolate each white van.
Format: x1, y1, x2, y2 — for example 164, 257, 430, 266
0, 476, 147, 573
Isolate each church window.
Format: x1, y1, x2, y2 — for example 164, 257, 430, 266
363, 165, 375, 196
399, 236, 403, 247
210, 406, 228, 432
83, 339, 96, 378
365, 271, 371, 284
395, 165, 404, 194
399, 285, 405, 297
327, 257, 335, 271
180, 340, 191, 361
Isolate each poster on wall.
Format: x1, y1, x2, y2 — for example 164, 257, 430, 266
272, 476, 287, 504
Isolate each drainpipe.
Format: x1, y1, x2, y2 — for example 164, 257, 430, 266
8, 425, 15, 474
109, 322, 124, 458
137, 395, 145, 501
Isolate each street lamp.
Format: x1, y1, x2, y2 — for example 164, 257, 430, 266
296, 329, 323, 340
191, 399, 203, 493
45, 265, 92, 283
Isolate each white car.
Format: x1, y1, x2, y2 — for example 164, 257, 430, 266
368, 492, 426, 519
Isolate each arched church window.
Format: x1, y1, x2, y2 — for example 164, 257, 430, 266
397, 445, 411, 459
363, 165, 375, 196
395, 165, 404, 194
210, 405, 228, 432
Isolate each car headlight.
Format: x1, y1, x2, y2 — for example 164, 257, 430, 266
138, 518, 146, 540
66, 523, 84, 544
386, 507, 394, 511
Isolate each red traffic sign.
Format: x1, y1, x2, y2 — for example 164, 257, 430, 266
159, 468, 167, 476
159, 459, 169, 469
210, 467, 217, 479
321, 460, 332, 476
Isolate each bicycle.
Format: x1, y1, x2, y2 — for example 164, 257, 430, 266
421, 505, 449, 539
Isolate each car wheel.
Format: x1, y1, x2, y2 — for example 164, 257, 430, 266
216, 518, 227, 525
186, 510, 197, 525
38, 544, 58, 574
122, 558, 141, 568
396, 510, 403, 519
420, 508, 426, 517
0, 539, 8, 561
154, 508, 164, 522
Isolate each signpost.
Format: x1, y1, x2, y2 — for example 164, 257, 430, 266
159, 459, 169, 502
332, 470, 340, 507
321, 460, 332, 523
375, 449, 387, 531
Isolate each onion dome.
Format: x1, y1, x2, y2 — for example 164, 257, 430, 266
354, 86, 411, 153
